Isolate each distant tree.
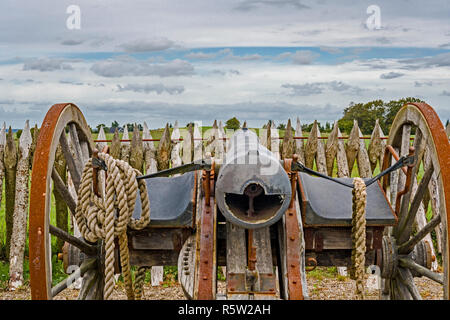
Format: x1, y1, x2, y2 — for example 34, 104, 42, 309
277, 123, 286, 130
384, 97, 423, 130
446, 119, 449, 128
337, 97, 423, 135
96, 124, 107, 133
111, 121, 119, 128
225, 117, 240, 130
126, 123, 134, 132
338, 100, 385, 134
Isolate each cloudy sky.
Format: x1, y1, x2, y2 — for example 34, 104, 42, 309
0, 0, 449, 129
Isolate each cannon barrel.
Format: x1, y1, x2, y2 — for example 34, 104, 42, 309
215, 128, 292, 229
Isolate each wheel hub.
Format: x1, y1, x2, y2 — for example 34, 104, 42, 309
380, 235, 433, 279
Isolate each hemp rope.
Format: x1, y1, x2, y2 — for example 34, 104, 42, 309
350, 177, 367, 300
75, 152, 150, 300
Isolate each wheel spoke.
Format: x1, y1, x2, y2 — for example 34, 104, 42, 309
398, 257, 444, 284
52, 168, 77, 216
397, 164, 434, 242
398, 214, 441, 254
69, 123, 85, 170
49, 224, 97, 256
59, 131, 82, 191
51, 258, 97, 297
395, 130, 425, 242
397, 267, 422, 300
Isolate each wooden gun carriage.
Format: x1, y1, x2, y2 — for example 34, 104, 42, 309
29, 102, 450, 300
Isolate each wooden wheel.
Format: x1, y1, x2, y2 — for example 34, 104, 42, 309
380, 102, 450, 299
29, 103, 104, 300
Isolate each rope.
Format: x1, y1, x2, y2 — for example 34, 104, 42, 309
134, 267, 147, 300
350, 177, 367, 300
75, 152, 150, 300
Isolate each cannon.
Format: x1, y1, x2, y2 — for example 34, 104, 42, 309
29, 102, 450, 300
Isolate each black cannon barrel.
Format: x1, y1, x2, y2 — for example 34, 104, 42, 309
215, 128, 292, 229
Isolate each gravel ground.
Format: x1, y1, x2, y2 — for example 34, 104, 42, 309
0, 268, 443, 300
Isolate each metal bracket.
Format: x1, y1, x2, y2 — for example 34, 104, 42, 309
227, 272, 276, 294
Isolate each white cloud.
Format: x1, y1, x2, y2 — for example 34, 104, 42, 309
118, 37, 175, 52
90, 56, 195, 78
277, 50, 319, 64
185, 51, 217, 59
234, 0, 310, 11
116, 83, 185, 95
22, 58, 75, 72
380, 72, 405, 79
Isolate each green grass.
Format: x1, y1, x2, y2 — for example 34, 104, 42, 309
307, 267, 338, 281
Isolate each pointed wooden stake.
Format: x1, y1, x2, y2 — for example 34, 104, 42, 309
110, 128, 121, 159
121, 125, 131, 162
9, 121, 32, 290
295, 117, 305, 164
130, 124, 144, 171
281, 119, 294, 159
346, 120, 360, 175
157, 124, 172, 170
4, 127, 17, 259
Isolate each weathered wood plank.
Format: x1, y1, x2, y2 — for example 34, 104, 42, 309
171, 121, 182, 170
294, 117, 305, 164
193, 123, 202, 161
346, 120, 360, 175
142, 122, 157, 174
214, 120, 224, 161
336, 126, 350, 178
157, 124, 172, 170
4, 127, 17, 259
368, 119, 385, 172
280, 119, 294, 160
304, 121, 319, 169
0, 124, 5, 254
204, 120, 217, 156
226, 223, 248, 300
357, 127, 372, 178
130, 124, 144, 171
260, 124, 268, 149
9, 121, 32, 289
423, 145, 442, 253
120, 125, 131, 162
270, 121, 280, 159
219, 121, 227, 152
96, 125, 107, 151
59, 131, 81, 192
252, 227, 276, 299
68, 123, 85, 173
325, 121, 339, 176
178, 235, 196, 299
305, 121, 326, 174
181, 123, 193, 165
54, 144, 68, 253
110, 128, 121, 159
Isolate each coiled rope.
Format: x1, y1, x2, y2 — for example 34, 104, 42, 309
75, 152, 150, 300
350, 177, 367, 300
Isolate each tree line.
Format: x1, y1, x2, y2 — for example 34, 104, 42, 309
92, 97, 447, 136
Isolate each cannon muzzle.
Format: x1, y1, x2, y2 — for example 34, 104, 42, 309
215, 129, 291, 229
